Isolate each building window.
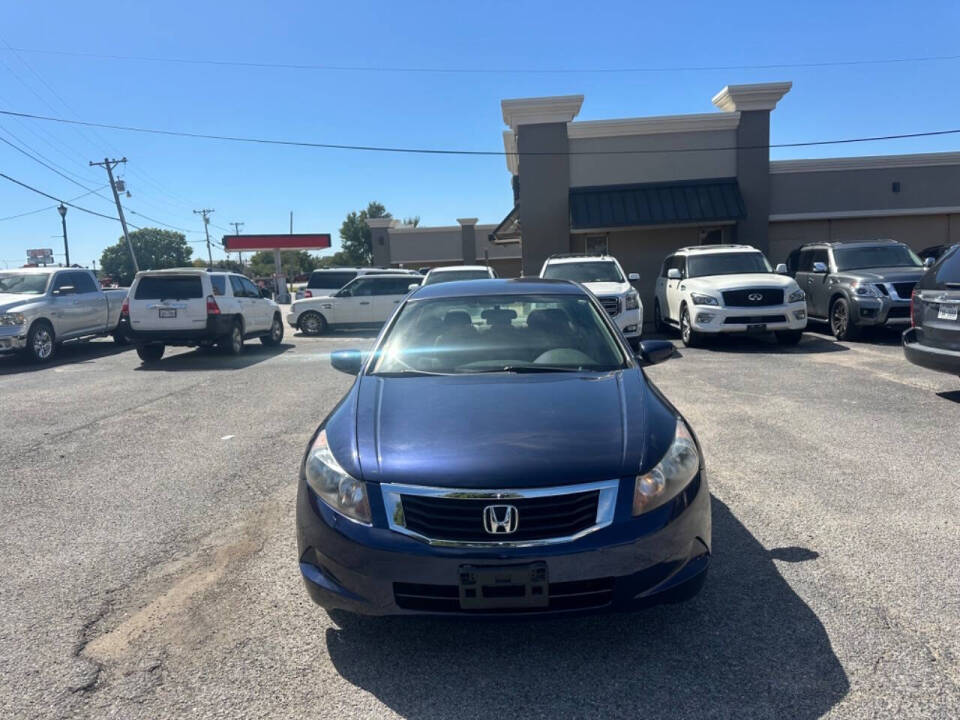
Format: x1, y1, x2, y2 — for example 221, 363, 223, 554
585, 235, 608, 254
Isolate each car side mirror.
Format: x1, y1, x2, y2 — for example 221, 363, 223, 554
812, 262, 828, 273
666, 268, 682, 280
924, 256, 936, 268
330, 349, 366, 375
775, 263, 788, 274
408, 282, 420, 292
54, 285, 75, 296
627, 272, 640, 281
636, 340, 675, 365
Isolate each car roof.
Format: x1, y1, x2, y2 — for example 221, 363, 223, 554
350, 274, 419, 280
134, 267, 208, 276
311, 267, 417, 273
674, 244, 758, 255
543, 255, 619, 265
411, 277, 583, 299
427, 265, 492, 272
5, 266, 66, 273
800, 239, 903, 249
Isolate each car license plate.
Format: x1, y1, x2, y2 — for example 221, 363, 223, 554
458, 562, 548, 610
939, 305, 958, 321
159, 308, 177, 319
746, 323, 767, 333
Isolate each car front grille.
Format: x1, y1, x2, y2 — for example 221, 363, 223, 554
597, 296, 620, 316
893, 282, 917, 299
400, 490, 600, 543
721, 289, 785, 306
393, 577, 615, 613
887, 306, 911, 319
723, 315, 787, 324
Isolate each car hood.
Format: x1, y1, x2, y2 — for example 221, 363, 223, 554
343, 370, 667, 488
683, 273, 797, 292
838, 266, 925, 283
581, 281, 629, 296
0, 294, 42, 313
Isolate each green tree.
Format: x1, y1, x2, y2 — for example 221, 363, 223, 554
99, 228, 193, 285
247, 250, 320, 279
338, 201, 390, 265
192, 258, 244, 273
402, 216, 420, 227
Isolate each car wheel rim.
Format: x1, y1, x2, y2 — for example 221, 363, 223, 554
272, 320, 281, 340
34, 329, 52, 359
681, 313, 690, 342
233, 327, 242, 351
833, 304, 847, 335
304, 315, 318, 333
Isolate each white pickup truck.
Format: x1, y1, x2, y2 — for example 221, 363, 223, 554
0, 267, 128, 362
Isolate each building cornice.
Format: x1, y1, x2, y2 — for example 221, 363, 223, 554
391, 224, 498, 234
770, 151, 960, 174
365, 218, 395, 229
712, 82, 792, 112
503, 131, 518, 175
568, 112, 740, 139
501, 95, 584, 130
770, 206, 960, 222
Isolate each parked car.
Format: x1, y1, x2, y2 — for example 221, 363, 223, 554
654, 245, 806, 347
0, 267, 128, 363
787, 240, 926, 340
421, 265, 497, 286
296, 278, 709, 616
302, 267, 420, 298
918, 244, 956, 264
124, 268, 283, 363
903, 244, 960, 377
539, 254, 643, 349
287, 274, 417, 335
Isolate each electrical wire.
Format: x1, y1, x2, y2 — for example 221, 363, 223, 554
4, 46, 960, 74
0, 170, 140, 226
0, 185, 107, 221
1, 107, 958, 157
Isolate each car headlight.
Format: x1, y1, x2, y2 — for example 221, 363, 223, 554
633, 418, 700, 515
304, 429, 371, 524
853, 283, 881, 298
788, 288, 806, 303
0, 313, 27, 326
624, 290, 640, 311
690, 293, 719, 307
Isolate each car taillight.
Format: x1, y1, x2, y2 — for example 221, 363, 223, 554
910, 289, 919, 327
206, 295, 221, 315
120, 297, 129, 316
304, 290, 312, 298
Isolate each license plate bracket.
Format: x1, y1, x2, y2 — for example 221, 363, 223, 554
938, 304, 958, 321
746, 323, 767, 333
458, 562, 548, 610
159, 308, 177, 319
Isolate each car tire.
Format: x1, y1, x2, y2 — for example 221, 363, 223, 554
220, 319, 244, 355
25, 320, 55, 363
113, 327, 131, 346
775, 329, 803, 346
261, 314, 284, 346
830, 298, 860, 341
136, 343, 164, 363
299, 311, 326, 336
680, 306, 703, 348
653, 300, 667, 334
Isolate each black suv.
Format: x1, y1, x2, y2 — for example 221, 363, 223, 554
903, 245, 960, 377
786, 240, 927, 340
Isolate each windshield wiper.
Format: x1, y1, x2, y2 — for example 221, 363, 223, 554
466, 365, 594, 374
370, 370, 451, 377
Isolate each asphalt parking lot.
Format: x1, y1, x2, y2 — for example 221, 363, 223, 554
1, 319, 958, 719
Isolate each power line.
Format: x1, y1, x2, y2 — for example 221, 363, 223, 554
1, 107, 959, 157
0, 185, 107, 221
4, 46, 960, 74
0, 169, 139, 225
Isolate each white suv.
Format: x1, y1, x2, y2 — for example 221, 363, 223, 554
287, 274, 416, 335
653, 245, 807, 347
539, 254, 643, 348
126, 268, 283, 363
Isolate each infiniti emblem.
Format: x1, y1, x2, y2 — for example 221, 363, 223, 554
483, 504, 519, 534
748, 292, 764, 302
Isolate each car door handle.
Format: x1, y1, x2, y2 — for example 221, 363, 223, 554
359, 301, 370, 305
393, 300, 401, 304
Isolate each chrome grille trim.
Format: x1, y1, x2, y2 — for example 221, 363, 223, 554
598, 296, 620, 316
381, 479, 620, 548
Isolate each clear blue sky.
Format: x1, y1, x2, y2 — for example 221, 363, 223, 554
2, 0, 959, 268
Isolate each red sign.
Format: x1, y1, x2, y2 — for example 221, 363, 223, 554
222, 234, 331, 251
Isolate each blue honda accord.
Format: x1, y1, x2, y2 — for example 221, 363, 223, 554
297, 278, 710, 615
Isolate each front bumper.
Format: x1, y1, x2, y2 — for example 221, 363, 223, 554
286, 312, 300, 328
851, 296, 912, 327
903, 327, 960, 375
0, 325, 28, 354
689, 302, 807, 334
296, 473, 710, 616
613, 307, 643, 338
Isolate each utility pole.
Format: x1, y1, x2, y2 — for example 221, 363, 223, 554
57, 203, 69, 266
194, 209, 215, 267
230, 221, 244, 266
90, 158, 138, 273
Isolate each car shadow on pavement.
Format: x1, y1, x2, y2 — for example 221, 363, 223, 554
0, 340, 132, 376
697, 333, 849, 355
325, 498, 848, 719
133, 343, 293, 371
291, 329, 381, 340
937, 390, 960, 404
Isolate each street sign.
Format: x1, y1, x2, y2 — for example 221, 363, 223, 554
26, 248, 54, 265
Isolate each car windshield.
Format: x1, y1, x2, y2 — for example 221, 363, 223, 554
370, 293, 627, 375
686, 252, 772, 277
0, 272, 50, 294
541, 261, 624, 283
833, 244, 922, 270
423, 269, 491, 285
